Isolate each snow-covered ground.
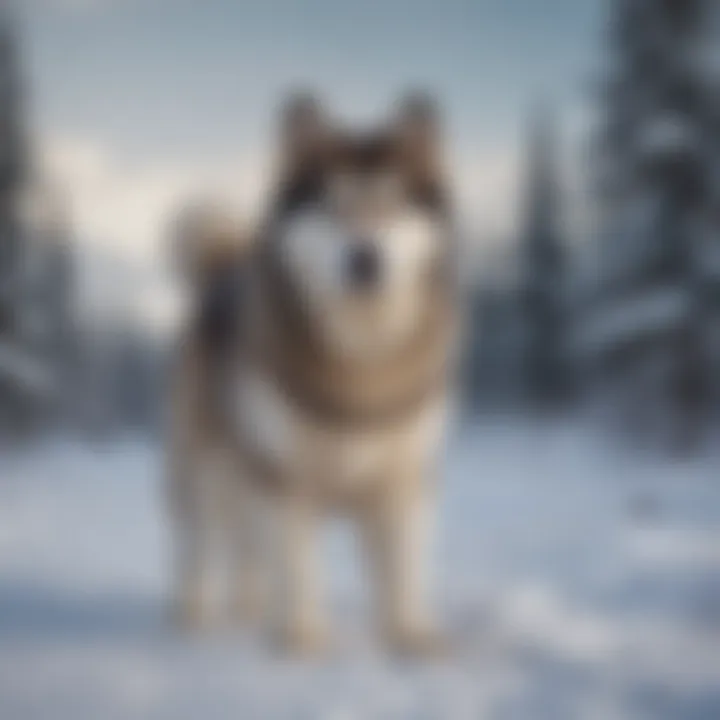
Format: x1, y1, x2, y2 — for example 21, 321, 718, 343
1, 418, 719, 719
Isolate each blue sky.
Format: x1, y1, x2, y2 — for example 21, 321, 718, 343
25, 0, 603, 154
17, 0, 605, 320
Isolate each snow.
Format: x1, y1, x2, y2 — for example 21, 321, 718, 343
1, 420, 719, 719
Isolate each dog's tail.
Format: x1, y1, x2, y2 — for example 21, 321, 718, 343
169, 201, 252, 289
169, 201, 254, 349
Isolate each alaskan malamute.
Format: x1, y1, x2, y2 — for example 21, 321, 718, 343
167, 92, 458, 655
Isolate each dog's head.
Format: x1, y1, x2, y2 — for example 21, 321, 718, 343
269, 92, 454, 360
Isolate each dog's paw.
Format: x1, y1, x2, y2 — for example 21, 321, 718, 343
229, 590, 265, 627
172, 594, 213, 633
385, 626, 449, 660
273, 623, 329, 658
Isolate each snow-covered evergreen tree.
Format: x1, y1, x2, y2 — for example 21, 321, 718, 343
587, 0, 719, 450
0, 11, 22, 312
463, 109, 568, 413
0, 10, 31, 429
0, 10, 74, 433
464, 262, 524, 410
19, 182, 75, 421
520, 107, 568, 407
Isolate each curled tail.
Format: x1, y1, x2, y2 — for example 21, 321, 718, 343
170, 202, 252, 286
169, 202, 254, 350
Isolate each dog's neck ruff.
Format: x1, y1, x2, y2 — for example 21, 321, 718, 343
252, 236, 453, 432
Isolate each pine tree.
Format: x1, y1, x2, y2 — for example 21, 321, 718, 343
0, 10, 74, 432
588, 0, 718, 451
462, 242, 528, 413
0, 10, 23, 321
20, 182, 76, 422
520, 106, 568, 407
0, 9, 30, 429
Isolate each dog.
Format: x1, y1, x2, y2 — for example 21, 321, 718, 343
167, 92, 458, 655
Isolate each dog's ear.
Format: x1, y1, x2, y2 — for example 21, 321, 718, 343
279, 91, 328, 175
394, 91, 443, 182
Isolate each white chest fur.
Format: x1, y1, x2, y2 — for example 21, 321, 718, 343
232, 368, 446, 492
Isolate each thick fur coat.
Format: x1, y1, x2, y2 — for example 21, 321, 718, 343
167, 93, 458, 655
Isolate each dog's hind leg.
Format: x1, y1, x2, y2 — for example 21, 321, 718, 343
167, 444, 227, 631
226, 477, 268, 626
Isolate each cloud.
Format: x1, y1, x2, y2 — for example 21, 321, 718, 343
39, 134, 271, 327
40, 134, 270, 263
454, 144, 521, 242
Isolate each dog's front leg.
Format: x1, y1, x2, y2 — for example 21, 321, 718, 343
366, 477, 443, 655
273, 495, 326, 654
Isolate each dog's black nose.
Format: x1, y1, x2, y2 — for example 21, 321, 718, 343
346, 242, 381, 290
